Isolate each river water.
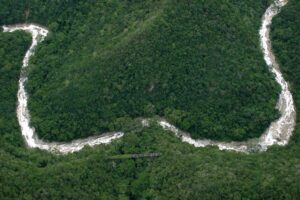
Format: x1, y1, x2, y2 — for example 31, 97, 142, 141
2, 0, 295, 154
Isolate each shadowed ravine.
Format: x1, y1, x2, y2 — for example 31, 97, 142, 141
2, 0, 296, 154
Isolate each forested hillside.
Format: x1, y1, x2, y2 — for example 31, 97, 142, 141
0, 31, 30, 149
1, 0, 300, 199
1, 0, 279, 142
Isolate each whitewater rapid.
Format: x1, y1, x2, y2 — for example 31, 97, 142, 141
2, 0, 295, 154
3, 24, 124, 154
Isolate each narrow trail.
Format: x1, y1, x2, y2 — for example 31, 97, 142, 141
2, 0, 295, 154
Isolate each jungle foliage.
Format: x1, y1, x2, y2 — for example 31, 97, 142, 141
1, 0, 279, 142
1, 1, 300, 199
0, 31, 31, 148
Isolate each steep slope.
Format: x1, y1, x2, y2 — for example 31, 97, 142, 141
1, 1, 300, 199
0, 0, 279, 142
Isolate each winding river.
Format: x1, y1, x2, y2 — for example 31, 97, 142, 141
2, 0, 295, 154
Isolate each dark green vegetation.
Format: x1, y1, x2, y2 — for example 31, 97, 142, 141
1, 0, 279, 142
0, 31, 31, 149
1, 0, 300, 199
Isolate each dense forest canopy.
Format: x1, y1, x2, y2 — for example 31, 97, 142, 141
1, 0, 300, 199
1, 0, 279, 142
0, 31, 31, 148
